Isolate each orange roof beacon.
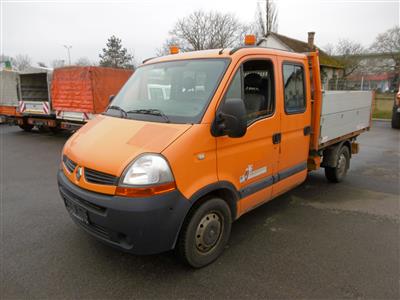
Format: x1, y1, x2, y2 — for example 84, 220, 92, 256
58, 36, 374, 268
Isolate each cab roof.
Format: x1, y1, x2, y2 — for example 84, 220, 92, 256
144, 47, 308, 65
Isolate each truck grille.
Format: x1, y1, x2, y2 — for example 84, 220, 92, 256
84, 168, 119, 186
63, 155, 77, 173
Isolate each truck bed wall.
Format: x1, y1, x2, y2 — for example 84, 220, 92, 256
0, 70, 20, 107
20, 73, 50, 102
319, 91, 373, 146
51, 67, 133, 114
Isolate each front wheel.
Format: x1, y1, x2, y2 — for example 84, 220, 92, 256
176, 198, 232, 268
325, 146, 350, 183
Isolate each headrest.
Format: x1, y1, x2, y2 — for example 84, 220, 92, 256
244, 73, 262, 88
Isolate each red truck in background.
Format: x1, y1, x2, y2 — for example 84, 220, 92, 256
52, 66, 133, 130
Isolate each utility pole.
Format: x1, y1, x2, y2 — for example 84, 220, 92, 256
63, 45, 72, 65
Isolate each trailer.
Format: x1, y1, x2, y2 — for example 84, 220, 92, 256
51, 66, 133, 130
0, 70, 21, 124
17, 68, 56, 131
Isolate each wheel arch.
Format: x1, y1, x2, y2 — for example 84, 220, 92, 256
321, 140, 352, 168
188, 181, 239, 220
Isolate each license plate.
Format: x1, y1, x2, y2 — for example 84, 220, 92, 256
65, 198, 89, 224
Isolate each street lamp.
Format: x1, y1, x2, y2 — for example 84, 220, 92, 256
63, 45, 72, 65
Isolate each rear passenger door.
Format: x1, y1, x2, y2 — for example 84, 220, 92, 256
272, 59, 311, 197
216, 57, 280, 216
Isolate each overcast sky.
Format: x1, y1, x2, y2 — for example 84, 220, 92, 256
1, 0, 399, 66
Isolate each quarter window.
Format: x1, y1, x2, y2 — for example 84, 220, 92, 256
283, 63, 306, 113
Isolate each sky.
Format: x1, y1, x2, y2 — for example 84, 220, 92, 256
1, 0, 399, 67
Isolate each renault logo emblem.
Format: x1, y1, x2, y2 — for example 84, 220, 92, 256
76, 167, 83, 181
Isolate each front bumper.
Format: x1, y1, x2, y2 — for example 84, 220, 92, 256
57, 170, 191, 255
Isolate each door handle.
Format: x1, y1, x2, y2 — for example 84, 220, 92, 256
303, 126, 311, 136
272, 133, 281, 144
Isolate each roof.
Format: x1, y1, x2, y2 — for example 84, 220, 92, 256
145, 47, 307, 65
258, 32, 344, 69
347, 72, 397, 81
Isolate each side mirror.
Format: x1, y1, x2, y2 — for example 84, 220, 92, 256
211, 98, 247, 138
109, 95, 115, 103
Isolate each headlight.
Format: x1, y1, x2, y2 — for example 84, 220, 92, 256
121, 154, 174, 186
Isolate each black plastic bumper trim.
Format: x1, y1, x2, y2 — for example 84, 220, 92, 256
58, 170, 191, 255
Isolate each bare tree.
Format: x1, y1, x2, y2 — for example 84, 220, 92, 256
75, 57, 91, 66
256, 0, 278, 38
370, 26, 400, 78
51, 59, 65, 69
164, 10, 244, 52
335, 39, 365, 77
14, 54, 32, 71
323, 43, 335, 56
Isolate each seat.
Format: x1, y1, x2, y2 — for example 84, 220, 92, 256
244, 73, 265, 116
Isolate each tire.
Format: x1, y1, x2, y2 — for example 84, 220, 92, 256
391, 109, 400, 129
176, 197, 232, 268
18, 124, 33, 132
325, 146, 350, 183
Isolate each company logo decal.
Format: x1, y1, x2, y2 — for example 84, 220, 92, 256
76, 167, 83, 181
240, 165, 267, 183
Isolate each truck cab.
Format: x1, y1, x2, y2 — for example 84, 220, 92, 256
58, 41, 372, 268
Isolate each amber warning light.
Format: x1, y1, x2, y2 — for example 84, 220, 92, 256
170, 46, 179, 54
244, 34, 256, 46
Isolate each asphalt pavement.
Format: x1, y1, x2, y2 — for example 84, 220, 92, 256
1, 121, 399, 299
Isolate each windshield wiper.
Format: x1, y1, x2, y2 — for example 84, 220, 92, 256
127, 109, 170, 123
107, 105, 127, 118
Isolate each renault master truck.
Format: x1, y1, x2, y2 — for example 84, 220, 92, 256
58, 37, 373, 268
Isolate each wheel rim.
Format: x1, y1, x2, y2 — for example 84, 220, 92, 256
337, 153, 347, 177
195, 212, 223, 253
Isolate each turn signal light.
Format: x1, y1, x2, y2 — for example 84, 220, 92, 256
170, 46, 179, 55
244, 34, 256, 46
115, 182, 176, 197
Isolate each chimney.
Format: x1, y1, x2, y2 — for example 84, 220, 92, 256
308, 32, 315, 50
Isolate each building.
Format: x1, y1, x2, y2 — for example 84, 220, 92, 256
257, 32, 344, 90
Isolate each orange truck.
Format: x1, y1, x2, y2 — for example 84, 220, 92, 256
51, 66, 133, 130
58, 37, 373, 268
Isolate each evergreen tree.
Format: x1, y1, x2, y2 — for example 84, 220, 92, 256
99, 35, 134, 69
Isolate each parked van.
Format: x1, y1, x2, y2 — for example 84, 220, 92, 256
58, 37, 373, 268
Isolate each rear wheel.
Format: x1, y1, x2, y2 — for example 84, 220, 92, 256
18, 124, 33, 132
176, 198, 232, 268
325, 146, 350, 183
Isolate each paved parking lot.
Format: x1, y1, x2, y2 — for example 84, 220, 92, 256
1, 121, 399, 299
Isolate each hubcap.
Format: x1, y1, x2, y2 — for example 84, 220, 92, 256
195, 212, 223, 253
337, 153, 347, 177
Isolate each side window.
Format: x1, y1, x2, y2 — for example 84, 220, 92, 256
283, 63, 306, 113
223, 60, 275, 125
225, 69, 242, 100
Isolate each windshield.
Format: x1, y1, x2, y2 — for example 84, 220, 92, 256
107, 58, 229, 123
